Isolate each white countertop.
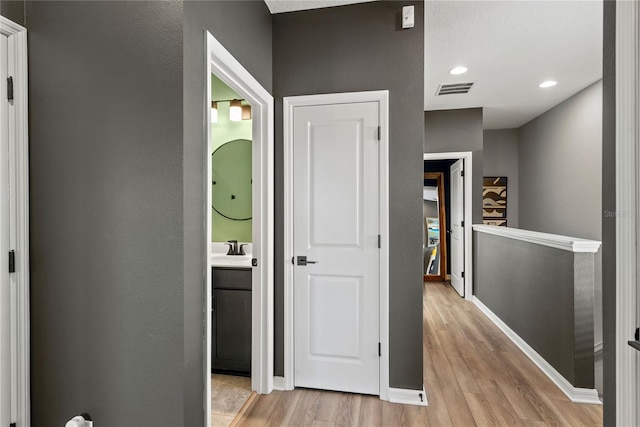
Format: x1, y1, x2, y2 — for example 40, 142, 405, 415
211, 242, 252, 268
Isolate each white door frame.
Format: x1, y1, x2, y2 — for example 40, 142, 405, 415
0, 16, 29, 427
204, 31, 274, 425
282, 91, 390, 400
615, 1, 639, 425
423, 152, 473, 301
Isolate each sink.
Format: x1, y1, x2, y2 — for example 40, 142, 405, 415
211, 254, 252, 267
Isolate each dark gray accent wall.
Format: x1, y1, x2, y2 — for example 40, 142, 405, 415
424, 108, 484, 224
183, 1, 272, 425
474, 231, 595, 388
483, 129, 519, 228
27, 2, 184, 425
0, 0, 25, 26
602, 0, 615, 424
273, 1, 425, 389
518, 80, 603, 355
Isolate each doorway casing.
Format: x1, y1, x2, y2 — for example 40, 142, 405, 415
615, 0, 639, 425
0, 15, 29, 427
204, 31, 274, 426
423, 152, 473, 300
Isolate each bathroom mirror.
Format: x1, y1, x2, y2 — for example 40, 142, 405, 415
212, 138, 252, 220
424, 172, 447, 281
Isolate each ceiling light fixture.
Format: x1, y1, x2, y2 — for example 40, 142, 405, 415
539, 80, 557, 88
242, 105, 252, 121
229, 99, 242, 122
210, 101, 218, 123
449, 66, 468, 75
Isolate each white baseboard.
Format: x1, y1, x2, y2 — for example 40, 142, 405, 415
472, 297, 602, 405
273, 376, 286, 391
388, 386, 428, 406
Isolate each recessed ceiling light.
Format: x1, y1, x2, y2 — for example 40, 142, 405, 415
449, 66, 468, 75
539, 80, 557, 88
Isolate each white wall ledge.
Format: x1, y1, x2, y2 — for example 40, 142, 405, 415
472, 224, 601, 253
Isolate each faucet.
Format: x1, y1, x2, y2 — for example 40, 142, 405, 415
225, 240, 238, 255
225, 240, 248, 256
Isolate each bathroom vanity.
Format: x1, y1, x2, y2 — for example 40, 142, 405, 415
211, 266, 251, 375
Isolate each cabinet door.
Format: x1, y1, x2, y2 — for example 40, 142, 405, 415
212, 289, 251, 373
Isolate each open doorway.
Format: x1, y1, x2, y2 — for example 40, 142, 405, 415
205, 32, 274, 427
423, 152, 473, 300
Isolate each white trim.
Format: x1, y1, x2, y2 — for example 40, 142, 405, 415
205, 31, 275, 427
472, 224, 601, 253
423, 152, 473, 301
472, 297, 602, 405
594, 340, 603, 356
1, 16, 30, 427
615, 0, 639, 425
283, 90, 390, 400
388, 387, 428, 407
272, 376, 285, 391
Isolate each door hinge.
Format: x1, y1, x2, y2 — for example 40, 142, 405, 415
252, 258, 258, 267
461, 220, 465, 227
7, 77, 14, 101
378, 342, 381, 357
635, 327, 639, 341
377, 234, 381, 249
461, 170, 464, 177
461, 271, 465, 278
8, 250, 15, 273
377, 126, 381, 141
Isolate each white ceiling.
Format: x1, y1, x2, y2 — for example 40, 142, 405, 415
425, 1, 602, 129
265, 0, 603, 130
264, 0, 375, 14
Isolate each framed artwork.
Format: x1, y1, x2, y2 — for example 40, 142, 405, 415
483, 177, 507, 226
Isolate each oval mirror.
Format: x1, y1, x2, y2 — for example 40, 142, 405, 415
212, 138, 252, 220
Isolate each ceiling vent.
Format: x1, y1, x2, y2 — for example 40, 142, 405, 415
436, 82, 475, 96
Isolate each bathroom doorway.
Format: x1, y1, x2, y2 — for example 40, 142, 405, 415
205, 32, 274, 427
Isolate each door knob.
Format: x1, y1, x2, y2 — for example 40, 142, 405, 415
297, 256, 318, 266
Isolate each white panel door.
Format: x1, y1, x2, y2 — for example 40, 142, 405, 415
449, 159, 464, 297
0, 33, 11, 426
293, 101, 380, 394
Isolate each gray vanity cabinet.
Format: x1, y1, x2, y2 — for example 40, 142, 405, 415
211, 267, 251, 374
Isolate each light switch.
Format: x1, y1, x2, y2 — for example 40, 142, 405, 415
402, 5, 415, 29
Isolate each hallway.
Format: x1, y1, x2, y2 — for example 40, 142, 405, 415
230, 281, 602, 426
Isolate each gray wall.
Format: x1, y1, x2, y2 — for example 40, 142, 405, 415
474, 231, 595, 388
518, 80, 603, 350
424, 108, 484, 224
0, 0, 24, 26
27, 2, 184, 425
483, 129, 519, 228
183, 1, 272, 425
602, 0, 615, 424
273, 1, 425, 389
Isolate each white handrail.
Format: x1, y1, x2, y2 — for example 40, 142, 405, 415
472, 224, 601, 253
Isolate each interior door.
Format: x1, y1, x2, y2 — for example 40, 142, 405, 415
293, 100, 380, 394
0, 33, 11, 426
449, 159, 464, 297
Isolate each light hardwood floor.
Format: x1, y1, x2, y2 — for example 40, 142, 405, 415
230, 281, 602, 426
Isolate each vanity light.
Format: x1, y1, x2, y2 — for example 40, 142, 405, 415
539, 80, 557, 88
211, 101, 218, 123
449, 66, 468, 75
229, 99, 242, 122
242, 104, 252, 121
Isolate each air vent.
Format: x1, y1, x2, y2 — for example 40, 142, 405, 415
436, 82, 475, 96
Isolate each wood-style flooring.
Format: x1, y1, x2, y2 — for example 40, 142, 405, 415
229, 281, 602, 426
